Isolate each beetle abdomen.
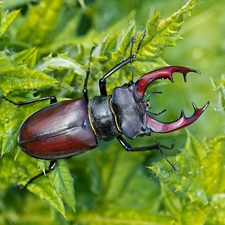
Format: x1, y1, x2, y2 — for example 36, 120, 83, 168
18, 98, 98, 160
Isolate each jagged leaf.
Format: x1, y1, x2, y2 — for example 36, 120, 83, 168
0, 0, 206, 221
0, 105, 24, 155
75, 210, 175, 225
0, 6, 20, 37
48, 160, 75, 212
137, 0, 200, 71
0, 66, 57, 94
88, 0, 201, 93
26, 160, 75, 217
28, 177, 66, 217
12, 47, 38, 69
37, 54, 85, 75
16, 0, 64, 46
0, 53, 57, 94
150, 131, 225, 224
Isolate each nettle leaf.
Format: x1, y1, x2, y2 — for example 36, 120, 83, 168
137, 0, 200, 71
12, 47, 38, 69
27, 160, 75, 217
73, 142, 175, 224
0, 0, 203, 220
0, 104, 24, 155
215, 74, 225, 112
37, 54, 85, 75
150, 131, 208, 203
16, 0, 64, 46
89, 0, 200, 92
36, 54, 86, 93
0, 52, 57, 94
150, 131, 225, 224
28, 177, 66, 217
48, 160, 75, 212
75, 210, 175, 225
0, 6, 20, 38
2, 1, 33, 10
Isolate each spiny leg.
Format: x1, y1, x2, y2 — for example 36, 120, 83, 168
1, 96, 57, 106
19, 161, 57, 190
99, 31, 146, 96
117, 135, 178, 171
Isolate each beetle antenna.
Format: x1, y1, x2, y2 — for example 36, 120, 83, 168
130, 36, 136, 58
130, 35, 136, 82
135, 30, 146, 56
144, 91, 163, 101
150, 134, 178, 171
148, 109, 166, 116
83, 46, 96, 103
129, 31, 146, 83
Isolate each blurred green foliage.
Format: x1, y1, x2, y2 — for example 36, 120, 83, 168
0, 0, 224, 224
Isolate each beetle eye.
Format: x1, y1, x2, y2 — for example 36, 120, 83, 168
146, 101, 150, 108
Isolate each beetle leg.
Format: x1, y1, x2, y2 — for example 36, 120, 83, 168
99, 31, 146, 96
1, 96, 57, 106
18, 160, 57, 189
117, 135, 160, 151
117, 135, 172, 151
117, 136, 178, 171
99, 56, 135, 96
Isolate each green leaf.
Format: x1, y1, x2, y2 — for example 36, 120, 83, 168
20, 160, 75, 217
0, 0, 210, 221
0, 105, 24, 155
87, 0, 201, 93
71, 143, 175, 224
16, 0, 64, 46
161, 183, 209, 225
137, 0, 201, 71
75, 210, 175, 225
37, 54, 85, 75
48, 160, 75, 212
150, 131, 225, 224
2, 1, 33, 10
0, 7, 20, 38
0, 53, 57, 94
28, 177, 66, 217
12, 47, 38, 69
150, 131, 209, 203
215, 75, 225, 112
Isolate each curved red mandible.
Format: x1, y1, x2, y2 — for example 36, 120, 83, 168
134, 66, 209, 133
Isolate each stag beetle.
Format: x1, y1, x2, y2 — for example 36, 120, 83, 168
1, 32, 209, 188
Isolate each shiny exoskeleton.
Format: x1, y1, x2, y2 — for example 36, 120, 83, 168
1, 32, 209, 188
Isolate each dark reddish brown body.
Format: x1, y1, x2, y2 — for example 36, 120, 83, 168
18, 98, 97, 159
1, 31, 209, 187
18, 66, 209, 161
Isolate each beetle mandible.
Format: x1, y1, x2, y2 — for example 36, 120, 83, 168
1, 31, 209, 188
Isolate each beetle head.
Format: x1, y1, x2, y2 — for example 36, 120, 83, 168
135, 66, 209, 133
112, 66, 209, 139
